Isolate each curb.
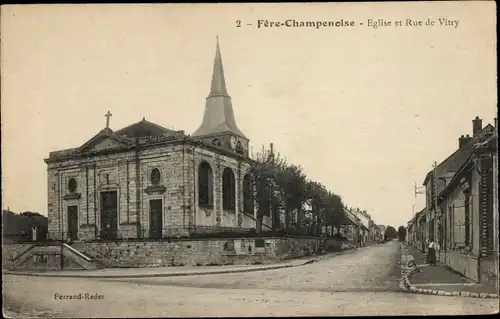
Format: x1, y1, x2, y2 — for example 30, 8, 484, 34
399, 243, 498, 299
3, 258, 317, 279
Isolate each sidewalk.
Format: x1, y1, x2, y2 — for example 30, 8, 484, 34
3, 255, 322, 279
406, 245, 498, 295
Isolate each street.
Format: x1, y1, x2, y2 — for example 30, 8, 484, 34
3, 241, 498, 317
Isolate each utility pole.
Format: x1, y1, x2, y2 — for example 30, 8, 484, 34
433, 160, 439, 246
413, 181, 425, 246
413, 182, 425, 247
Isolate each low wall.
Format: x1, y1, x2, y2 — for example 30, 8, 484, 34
444, 250, 479, 282
2, 243, 32, 267
3, 245, 88, 271
479, 254, 499, 287
3, 237, 350, 269
83, 237, 342, 267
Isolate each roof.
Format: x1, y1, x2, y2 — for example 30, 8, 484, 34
422, 124, 494, 186
114, 119, 173, 139
415, 208, 426, 223
438, 131, 497, 200
343, 207, 361, 226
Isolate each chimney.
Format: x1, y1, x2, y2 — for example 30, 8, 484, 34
270, 143, 274, 154
472, 116, 482, 136
459, 134, 472, 148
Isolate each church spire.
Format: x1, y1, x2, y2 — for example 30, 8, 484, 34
193, 38, 246, 138
209, 37, 229, 98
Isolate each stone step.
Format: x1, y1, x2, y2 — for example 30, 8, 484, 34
71, 241, 86, 251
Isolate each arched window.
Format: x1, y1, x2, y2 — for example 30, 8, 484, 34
68, 178, 77, 193
242, 174, 254, 214
198, 162, 213, 207
222, 167, 236, 212
150, 168, 161, 185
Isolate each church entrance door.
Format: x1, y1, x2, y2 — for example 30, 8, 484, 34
149, 199, 163, 239
67, 206, 78, 241
100, 191, 118, 240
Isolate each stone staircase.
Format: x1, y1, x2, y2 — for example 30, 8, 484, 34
71, 240, 87, 252
9, 242, 104, 271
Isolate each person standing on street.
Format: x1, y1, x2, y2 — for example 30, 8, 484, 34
427, 239, 438, 266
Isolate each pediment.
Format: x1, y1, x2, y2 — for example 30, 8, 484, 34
78, 129, 132, 154
89, 137, 128, 151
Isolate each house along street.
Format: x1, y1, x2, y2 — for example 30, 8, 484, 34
3, 241, 497, 317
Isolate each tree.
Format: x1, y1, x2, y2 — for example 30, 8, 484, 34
384, 225, 397, 240
252, 146, 287, 232
252, 144, 346, 236
2, 209, 48, 242
397, 226, 407, 241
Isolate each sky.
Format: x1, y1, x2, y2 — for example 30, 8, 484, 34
1, 2, 496, 228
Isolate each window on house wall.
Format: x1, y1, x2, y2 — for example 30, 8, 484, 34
198, 162, 213, 207
222, 167, 236, 211
464, 197, 471, 247
242, 174, 254, 214
426, 188, 429, 208
431, 179, 436, 209
429, 218, 435, 241
447, 206, 453, 248
438, 221, 443, 248
453, 204, 466, 248
426, 184, 434, 210
450, 205, 455, 247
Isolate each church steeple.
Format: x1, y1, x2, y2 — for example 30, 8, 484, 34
193, 38, 246, 139
209, 37, 229, 98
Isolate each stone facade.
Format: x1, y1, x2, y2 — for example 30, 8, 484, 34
44, 39, 262, 242
45, 140, 257, 241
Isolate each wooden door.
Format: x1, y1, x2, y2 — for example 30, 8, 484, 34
101, 191, 118, 240
67, 206, 78, 241
149, 199, 163, 239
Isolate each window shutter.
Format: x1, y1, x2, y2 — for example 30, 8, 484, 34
480, 159, 494, 256
454, 205, 466, 246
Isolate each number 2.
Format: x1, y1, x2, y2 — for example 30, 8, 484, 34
236, 20, 241, 27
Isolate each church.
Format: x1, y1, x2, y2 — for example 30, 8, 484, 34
44, 39, 264, 241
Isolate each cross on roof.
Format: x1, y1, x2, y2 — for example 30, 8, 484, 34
105, 111, 112, 128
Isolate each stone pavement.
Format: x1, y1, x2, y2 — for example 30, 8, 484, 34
2, 255, 320, 279
406, 245, 498, 296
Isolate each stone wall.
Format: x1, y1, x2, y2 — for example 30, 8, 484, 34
80, 237, 343, 267
444, 250, 479, 282
2, 243, 32, 268
82, 238, 265, 268
479, 255, 498, 286
3, 237, 347, 269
